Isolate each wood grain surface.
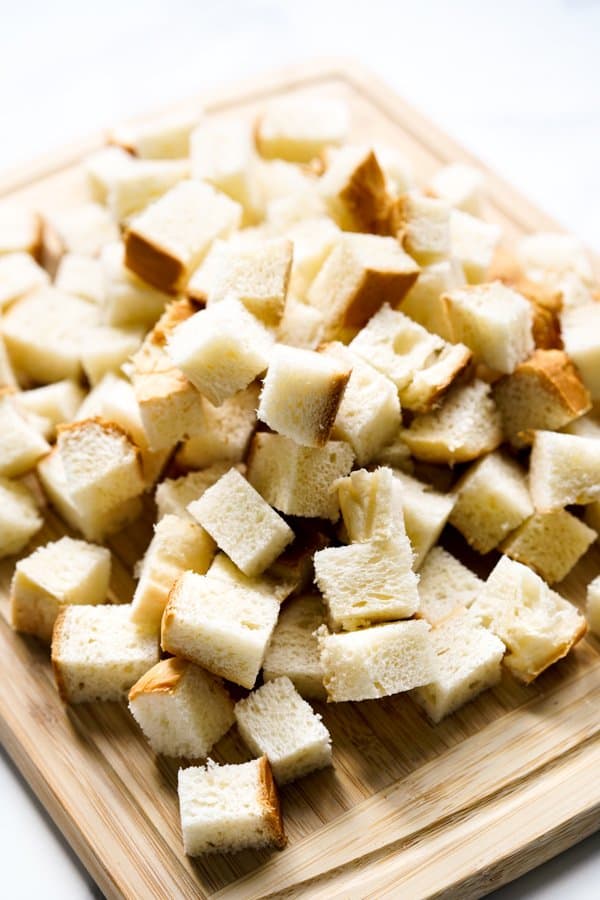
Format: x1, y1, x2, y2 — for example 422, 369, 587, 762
0, 60, 598, 900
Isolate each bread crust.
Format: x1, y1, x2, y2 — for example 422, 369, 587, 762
512, 615, 588, 684
257, 756, 287, 849
50, 607, 70, 703
314, 369, 352, 446
128, 656, 187, 701
124, 229, 183, 294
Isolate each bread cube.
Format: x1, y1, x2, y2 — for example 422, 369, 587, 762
0, 206, 42, 257
529, 430, 600, 511
52, 604, 159, 703
84, 146, 134, 202
396, 191, 451, 264
188, 468, 293, 577
262, 594, 326, 699
563, 412, 600, 440
392, 471, 456, 568
399, 258, 465, 341
336, 467, 403, 544
276, 295, 325, 350
0, 252, 49, 309
561, 303, 600, 401
167, 297, 273, 406
235, 677, 331, 784
129, 657, 234, 758
0, 477, 43, 558
11, 536, 110, 643
449, 210, 501, 283
516, 232, 594, 285
207, 552, 297, 605
316, 620, 435, 702
177, 757, 286, 855
101, 242, 169, 328
110, 108, 200, 159
429, 163, 485, 216
412, 612, 505, 722
2, 286, 100, 383
17, 381, 85, 440
285, 216, 339, 300
307, 233, 419, 339
449, 452, 533, 554
44, 202, 119, 261
154, 462, 239, 521
372, 143, 415, 196
0, 391, 49, 477
175, 383, 259, 470
586, 576, 600, 636
500, 509, 596, 584
319, 146, 392, 234
81, 325, 143, 386
256, 96, 348, 163
268, 526, 330, 596
417, 546, 484, 625
470, 556, 587, 682
493, 349, 591, 447
402, 379, 503, 464
247, 432, 354, 521
0, 336, 16, 388
55, 254, 105, 304
124, 180, 241, 293
161, 571, 279, 689
106, 158, 189, 221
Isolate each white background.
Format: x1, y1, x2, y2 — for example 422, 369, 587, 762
1, 1, 599, 896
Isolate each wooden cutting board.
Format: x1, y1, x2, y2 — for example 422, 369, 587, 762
0, 60, 599, 900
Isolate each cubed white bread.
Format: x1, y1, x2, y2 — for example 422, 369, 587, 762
57, 418, 144, 520
449, 210, 501, 284
396, 191, 451, 264
161, 571, 279, 689
429, 163, 485, 216
516, 232, 594, 285
44, 202, 119, 258
257, 344, 350, 448
187, 468, 293, 577
336, 467, 403, 544
100, 241, 169, 328
561, 303, 600, 401
399, 258, 465, 341
500, 509, 596, 584
412, 612, 505, 722
276, 296, 325, 350
167, 297, 273, 406
0, 336, 17, 388
529, 430, 600, 511
392, 471, 456, 569
265, 182, 325, 231
189, 238, 292, 327
177, 757, 286, 855
175, 384, 259, 470
349, 305, 471, 412
110, 108, 201, 159
443, 281, 534, 374
81, 325, 143, 386
124, 180, 242, 293
106, 158, 189, 221
262, 595, 326, 699
307, 233, 419, 339
255, 158, 314, 206
128, 657, 234, 758
207, 552, 297, 605
402, 379, 503, 464
52, 603, 159, 703
84, 146, 134, 202
372, 143, 415, 196
470, 556, 587, 683
11, 536, 110, 643
54, 254, 104, 304
2, 286, 100, 383
154, 462, 240, 521
247, 432, 354, 521
322, 342, 401, 465
319, 145, 392, 234
371, 430, 414, 472
0, 206, 42, 257
449, 452, 533, 554
190, 119, 262, 224
416, 546, 484, 625
235, 677, 332, 784
316, 620, 435, 702
131, 515, 216, 631
586, 576, 600, 636
0, 392, 50, 479
256, 96, 348, 163
0, 252, 49, 309
285, 216, 339, 300
0, 477, 43, 558
16, 380, 86, 439
493, 349, 592, 448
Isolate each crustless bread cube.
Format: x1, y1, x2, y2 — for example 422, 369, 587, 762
175, 383, 259, 471
416, 546, 484, 625
529, 430, 600, 511
0, 392, 50, 477
285, 216, 339, 301
0, 252, 49, 309
105, 158, 189, 221
110, 108, 201, 159
256, 96, 348, 163
500, 509, 596, 584
0, 477, 43, 559
262, 594, 326, 699
81, 324, 143, 386
399, 258, 465, 341
0, 206, 42, 258
84, 145, 135, 202
17, 381, 85, 440
43, 202, 119, 260
0, 336, 17, 388
276, 295, 325, 350
449, 210, 501, 284
429, 163, 485, 216
55, 253, 105, 304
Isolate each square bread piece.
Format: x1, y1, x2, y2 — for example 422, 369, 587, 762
307, 233, 419, 339
285, 216, 339, 301
0, 392, 50, 478
0, 477, 43, 559
207, 552, 297, 605
470, 556, 587, 683
429, 163, 485, 216
443, 281, 534, 374
500, 509, 596, 585
412, 612, 505, 723
586, 575, 600, 636
399, 258, 465, 341
417, 546, 485, 625
561, 303, 600, 401
110, 109, 200, 159
0, 206, 41, 257
167, 297, 273, 407
188, 468, 293, 577
105, 158, 189, 222
81, 325, 143, 387
336, 466, 403, 544
392, 471, 456, 569
52, 603, 159, 703
175, 383, 259, 470
257, 344, 351, 448
43, 202, 119, 258
493, 349, 591, 447
396, 191, 451, 264
177, 757, 286, 856
276, 295, 325, 350
0, 251, 49, 309
17, 380, 86, 440
155, 462, 239, 521
55, 253, 104, 304
449, 451, 533, 554
256, 96, 348, 163
161, 571, 279, 689
319, 145, 392, 234
124, 180, 241, 293
235, 676, 332, 784
128, 657, 234, 758
449, 210, 501, 284
529, 430, 600, 511
316, 620, 435, 702
262, 594, 326, 699
247, 432, 354, 521
130, 515, 216, 632
101, 241, 169, 329
11, 536, 111, 643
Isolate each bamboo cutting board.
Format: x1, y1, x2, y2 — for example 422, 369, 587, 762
0, 60, 599, 900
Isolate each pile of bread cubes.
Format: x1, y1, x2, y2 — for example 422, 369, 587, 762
1, 93, 600, 858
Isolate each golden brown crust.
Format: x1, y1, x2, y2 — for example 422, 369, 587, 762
159, 578, 182, 653
336, 150, 394, 235
50, 607, 70, 703
510, 615, 588, 684
515, 349, 591, 417
530, 302, 563, 350
128, 656, 188, 701
257, 756, 287, 850
343, 266, 419, 330
314, 369, 352, 446
124, 228, 183, 294
410, 345, 473, 414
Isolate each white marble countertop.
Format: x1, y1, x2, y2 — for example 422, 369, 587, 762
1, 1, 599, 896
